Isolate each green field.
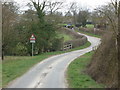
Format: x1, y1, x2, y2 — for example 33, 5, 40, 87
67, 51, 105, 88
2, 41, 91, 87
86, 24, 94, 28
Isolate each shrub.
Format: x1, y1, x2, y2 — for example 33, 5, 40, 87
86, 32, 118, 88
51, 37, 64, 51
13, 43, 28, 56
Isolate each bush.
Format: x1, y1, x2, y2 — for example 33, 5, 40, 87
86, 32, 118, 88
13, 43, 28, 56
51, 38, 64, 51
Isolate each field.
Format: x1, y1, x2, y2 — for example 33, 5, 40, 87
86, 24, 94, 28
67, 51, 105, 88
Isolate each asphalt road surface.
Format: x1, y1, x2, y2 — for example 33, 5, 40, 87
7, 32, 101, 88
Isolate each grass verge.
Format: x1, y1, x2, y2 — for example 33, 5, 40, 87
2, 55, 48, 87
0, 60, 2, 88
2, 41, 91, 87
79, 30, 101, 38
74, 28, 101, 38
67, 51, 105, 88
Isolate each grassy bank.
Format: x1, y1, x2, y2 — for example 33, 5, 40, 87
0, 61, 2, 88
74, 27, 101, 38
2, 41, 91, 87
58, 33, 73, 42
67, 51, 105, 88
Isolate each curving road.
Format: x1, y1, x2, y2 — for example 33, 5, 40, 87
7, 32, 101, 88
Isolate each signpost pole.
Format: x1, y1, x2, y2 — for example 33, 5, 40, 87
30, 34, 36, 57
32, 43, 34, 56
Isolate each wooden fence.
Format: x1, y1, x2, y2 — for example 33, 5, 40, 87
63, 43, 72, 51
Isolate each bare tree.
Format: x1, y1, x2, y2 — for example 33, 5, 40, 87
91, 10, 107, 28
2, 2, 18, 60
77, 10, 89, 27
43, 1, 64, 24
95, 0, 119, 34
31, 0, 46, 23
65, 2, 78, 24
47, 1, 63, 15
65, 2, 77, 16
93, 0, 120, 54
94, 2, 120, 77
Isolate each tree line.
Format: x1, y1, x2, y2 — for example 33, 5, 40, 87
2, 0, 119, 60
1, 0, 92, 60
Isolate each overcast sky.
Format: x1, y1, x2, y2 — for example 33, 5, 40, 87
13, 0, 111, 11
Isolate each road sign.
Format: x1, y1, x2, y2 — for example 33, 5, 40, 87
30, 34, 36, 43
30, 34, 36, 56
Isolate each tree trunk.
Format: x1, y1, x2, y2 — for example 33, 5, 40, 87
2, 50, 4, 60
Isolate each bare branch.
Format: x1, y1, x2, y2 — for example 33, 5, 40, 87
65, 2, 76, 16
47, 1, 64, 15
41, 1, 46, 11
111, 0, 118, 15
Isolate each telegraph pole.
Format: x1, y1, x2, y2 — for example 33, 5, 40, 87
118, 1, 120, 88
